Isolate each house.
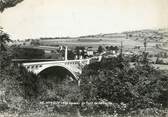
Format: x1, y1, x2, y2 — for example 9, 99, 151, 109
86, 47, 94, 56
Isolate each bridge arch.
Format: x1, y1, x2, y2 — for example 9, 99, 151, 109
36, 64, 78, 81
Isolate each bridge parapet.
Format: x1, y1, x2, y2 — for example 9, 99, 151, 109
23, 59, 89, 66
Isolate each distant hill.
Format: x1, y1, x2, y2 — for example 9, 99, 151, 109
33, 28, 168, 45
79, 33, 126, 38
123, 29, 168, 42
78, 28, 168, 42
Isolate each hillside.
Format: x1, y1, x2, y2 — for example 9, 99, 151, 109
36, 28, 168, 49
78, 28, 168, 42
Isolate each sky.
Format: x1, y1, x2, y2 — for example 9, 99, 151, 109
0, 0, 168, 40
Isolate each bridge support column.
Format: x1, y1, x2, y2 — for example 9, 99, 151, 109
77, 79, 81, 86
65, 46, 68, 61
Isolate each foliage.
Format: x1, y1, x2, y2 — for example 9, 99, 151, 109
80, 54, 168, 113
0, 30, 39, 111
105, 45, 119, 52
18, 66, 39, 100
0, 0, 23, 12
67, 50, 75, 60
75, 46, 86, 58
37, 67, 81, 102
0, 31, 12, 69
0, 30, 11, 51
1, 65, 39, 102
98, 46, 104, 53
11, 46, 45, 59
59, 49, 75, 60
30, 40, 40, 46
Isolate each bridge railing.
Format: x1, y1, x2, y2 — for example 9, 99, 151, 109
22, 59, 90, 65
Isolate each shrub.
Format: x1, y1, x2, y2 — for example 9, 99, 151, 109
80, 54, 168, 114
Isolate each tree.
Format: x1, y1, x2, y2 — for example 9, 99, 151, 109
0, 0, 41, 111
68, 50, 75, 60
105, 46, 109, 51
12, 46, 45, 59
80, 55, 168, 113
0, 0, 23, 12
0, 32, 39, 104
0, 30, 11, 51
98, 46, 104, 54
144, 38, 147, 52
30, 40, 40, 46
0, 30, 13, 70
75, 46, 85, 59
18, 66, 39, 100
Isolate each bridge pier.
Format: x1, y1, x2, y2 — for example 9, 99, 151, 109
77, 79, 81, 86
65, 46, 68, 61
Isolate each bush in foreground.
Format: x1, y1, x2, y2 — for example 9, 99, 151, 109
80, 54, 168, 114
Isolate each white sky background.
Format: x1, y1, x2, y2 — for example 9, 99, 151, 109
0, 0, 168, 40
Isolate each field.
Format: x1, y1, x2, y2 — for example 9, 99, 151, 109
40, 37, 149, 51
39, 29, 167, 51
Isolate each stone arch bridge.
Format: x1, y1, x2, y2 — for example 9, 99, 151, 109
13, 53, 102, 84
21, 59, 91, 80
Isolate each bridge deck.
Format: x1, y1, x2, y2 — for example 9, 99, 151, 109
20, 59, 90, 66
12, 59, 62, 63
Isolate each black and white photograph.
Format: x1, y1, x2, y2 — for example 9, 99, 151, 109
0, 0, 168, 116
